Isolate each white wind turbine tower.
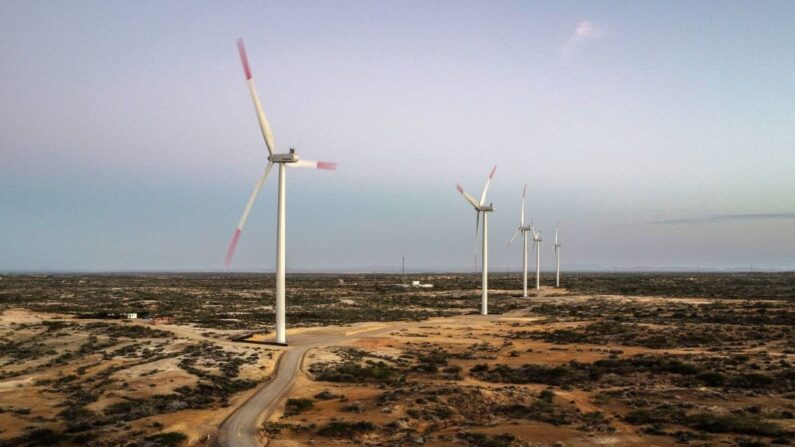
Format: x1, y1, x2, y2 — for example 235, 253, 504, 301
225, 39, 336, 345
554, 224, 562, 288
509, 185, 533, 297
531, 224, 542, 290
456, 166, 496, 315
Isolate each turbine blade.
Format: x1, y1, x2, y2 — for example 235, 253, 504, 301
289, 159, 337, 170
479, 165, 497, 206
456, 184, 479, 208
521, 184, 526, 227
508, 229, 520, 246
237, 38, 276, 155
225, 162, 274, 266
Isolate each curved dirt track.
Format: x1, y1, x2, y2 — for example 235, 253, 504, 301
217, 313, 510, 447
217, 324, 390, 447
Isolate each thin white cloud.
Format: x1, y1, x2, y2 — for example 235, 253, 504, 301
563, 20, 603, 60
649, 213, 795, 225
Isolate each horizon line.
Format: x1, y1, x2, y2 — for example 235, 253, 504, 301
1, 268, 792, 275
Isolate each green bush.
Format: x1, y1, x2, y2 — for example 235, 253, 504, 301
144, 432, 188, 446
458, 432, 515, 447
314, 390, 336, 400
19, 428, 68, 445
730, 373, 774, 388
284, 398, 314, 416
696, 371, 726, 386
686, 412, 782, 436
317, 421, 375, 437
315, 361, 398, 383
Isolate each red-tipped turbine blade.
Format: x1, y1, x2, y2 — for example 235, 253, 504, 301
225, 229, 242, 267
456, 184, 479, 208
237, 39, 253, 80
224, 163, 274, 267
289, 160, 338, 170
479, 165, 496, 206
236, 38, 276, 155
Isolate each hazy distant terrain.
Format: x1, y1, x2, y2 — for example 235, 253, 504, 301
2, 273, 792, 328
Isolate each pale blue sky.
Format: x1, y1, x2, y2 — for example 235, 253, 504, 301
1, 1, 793, 272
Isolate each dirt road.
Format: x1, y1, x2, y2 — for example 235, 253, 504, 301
217, 313, 510, 447
216, 323, 390, 447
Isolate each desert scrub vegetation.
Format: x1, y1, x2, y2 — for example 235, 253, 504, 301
309, 347, 406, 384
458, 432, 516, 447
528, 297, 795, 326
283, 398, 315, 416
0, 273, 532, 330
3, 273, 789, 332
561, 272, 795, 300
316, 420, 375, 437
469, 353, 795, 392
375, 382, 611, 433
622, 403, 791, 441
313, 360, 401, 383
0, 314, 267, 445
0, 319, 178, 382
142, 431, 188, 446
0, 428, 69, 447
514, 320, 794, 349
311, 343, 474, 385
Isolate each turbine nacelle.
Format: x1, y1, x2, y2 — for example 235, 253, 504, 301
268, 149, 337, 170
269, 150, 300, 164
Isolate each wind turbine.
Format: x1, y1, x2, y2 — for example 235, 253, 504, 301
456, 166, 496, 315
553, 224, 562, 288
225, 39, 336, 345
531, 224, 542, 290
509, 185, 533, 297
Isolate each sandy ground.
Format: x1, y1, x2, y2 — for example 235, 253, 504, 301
3, 283, 793, 446
251, 311, 666, 446
0, 308, 280, 445
259, 290, 792, 447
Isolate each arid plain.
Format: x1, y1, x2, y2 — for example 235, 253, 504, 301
0, 273, 793, 447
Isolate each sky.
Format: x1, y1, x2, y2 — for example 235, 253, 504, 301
1, 1, 793, 272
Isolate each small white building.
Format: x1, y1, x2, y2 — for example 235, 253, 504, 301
122, 313, 138, 319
